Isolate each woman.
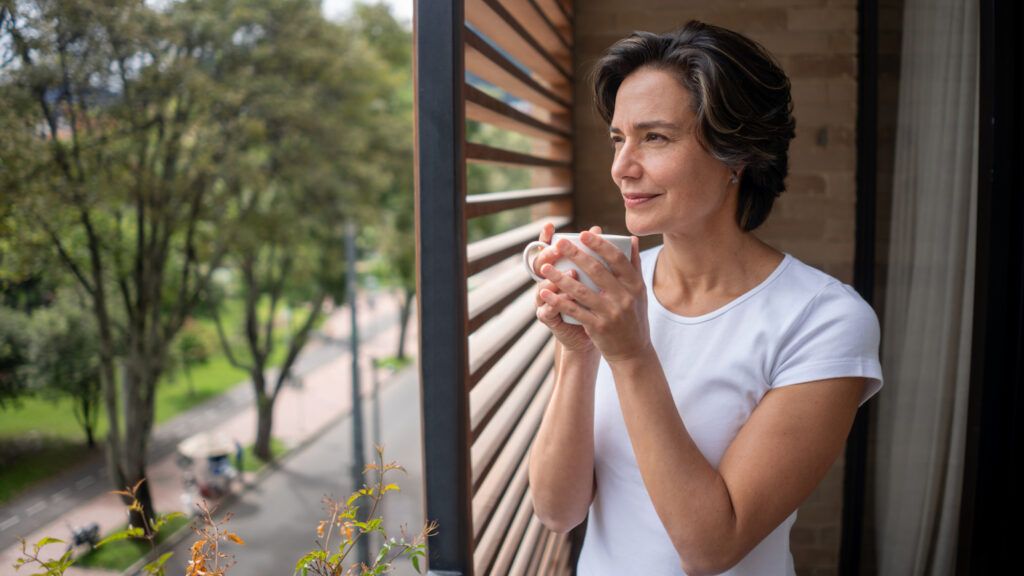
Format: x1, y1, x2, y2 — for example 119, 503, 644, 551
527, 21, 883, 576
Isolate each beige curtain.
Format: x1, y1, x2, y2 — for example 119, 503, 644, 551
873, 0, 979, 574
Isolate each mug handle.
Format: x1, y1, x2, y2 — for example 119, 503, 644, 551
522, 240, 549, 282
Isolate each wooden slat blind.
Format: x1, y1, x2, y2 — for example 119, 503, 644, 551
416, 0, 576, 574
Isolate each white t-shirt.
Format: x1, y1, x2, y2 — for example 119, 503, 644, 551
577, 244, 884, 575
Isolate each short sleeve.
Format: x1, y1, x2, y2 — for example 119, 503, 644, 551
770, 281, 884, 407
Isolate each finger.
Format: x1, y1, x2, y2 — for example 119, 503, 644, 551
552, 238, 621, 301
577, 231, 634, 283
540, 261, 603, 310
533, 245, 563, 276
535, 270, 578, 302
536, 302, 560, 325
539, 286, 599, 327
540, 222, 554, 243
590, 225, 603, 235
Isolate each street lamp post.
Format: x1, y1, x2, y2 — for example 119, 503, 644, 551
346, 218, 369, 566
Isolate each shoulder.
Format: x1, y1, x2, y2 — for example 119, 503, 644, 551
776, 257, 878, 335
769, 256, 883, 404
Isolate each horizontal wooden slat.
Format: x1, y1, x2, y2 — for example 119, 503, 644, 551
522, 524, 552, 576
466, 186, 571, 219
471, 332, 552, 434
466, 142, 571, 169
465, 28, 570, 114
509, 515, 545, 576
534, 0, 572, 42
471, 371, 553, 537
470, 335, 552, 459
466, 0, 571, 88
549, 532, 571, 575
558, 0, 573, 18
473, 438, 528, 545
467, 259, 535, 333
502, 0, 571, 64
465, 84, 571, 144
531, 529, 557, 575
466, 216, 571, 276
467, 289, 536, 384
483, 486, 534, 576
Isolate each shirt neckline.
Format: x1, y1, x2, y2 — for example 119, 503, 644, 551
646, 244, 792, 325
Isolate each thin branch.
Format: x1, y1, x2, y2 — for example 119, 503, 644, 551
55, 18, 86, 184
242, 254, 266, 370
272, 292, 327, 400
171, 183, 203, 333
212, 306, 252, 373
28, 205, 96, 296
6, 11, 76, 183
262, 242, 288, 354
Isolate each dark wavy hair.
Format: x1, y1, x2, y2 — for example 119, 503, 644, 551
590, 21, 796, 231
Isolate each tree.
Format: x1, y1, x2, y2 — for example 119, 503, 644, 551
0, 0, 262, 524
346, 2, 415, 361
26, 291, 102, 448
169, 319, 213, 397
0, 306, 30, 409
207, 0, 401, 461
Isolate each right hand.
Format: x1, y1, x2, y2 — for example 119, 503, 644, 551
533, 222, 601, 355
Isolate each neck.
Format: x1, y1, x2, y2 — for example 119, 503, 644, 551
657, 222, 773, 302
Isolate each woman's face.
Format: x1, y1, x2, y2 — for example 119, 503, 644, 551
609, 67, 736, 238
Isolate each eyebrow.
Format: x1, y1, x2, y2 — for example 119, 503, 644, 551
609, 120, 683, 134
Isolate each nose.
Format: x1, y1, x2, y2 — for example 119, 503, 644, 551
610, 140, 643, 185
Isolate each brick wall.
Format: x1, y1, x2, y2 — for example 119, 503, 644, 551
572, 1, 861, 574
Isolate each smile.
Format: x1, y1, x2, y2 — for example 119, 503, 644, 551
623, 195, 660, 208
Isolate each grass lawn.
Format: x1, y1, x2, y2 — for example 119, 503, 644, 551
0, 436, 99, 503
75, 514, 191, 571
240, 437, 288, 472
0, 298, 316, 505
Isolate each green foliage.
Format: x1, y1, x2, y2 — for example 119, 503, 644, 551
240, 436, 286, 471
0, 306, 30, 409
76, 515, 189, 571
11, 536, 74, 576
24, 290, 102, 446
291, 445, 437, 576
11, 447, 434, 576
0, 437, 94, 505
373, 356, 412, 372
166, 319, 216, 396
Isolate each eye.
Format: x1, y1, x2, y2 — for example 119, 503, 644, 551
645, 133, 666, 142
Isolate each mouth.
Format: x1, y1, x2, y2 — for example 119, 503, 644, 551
623, 193, 660, 208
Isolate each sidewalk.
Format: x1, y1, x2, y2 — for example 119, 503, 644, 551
0, 291, 418, 575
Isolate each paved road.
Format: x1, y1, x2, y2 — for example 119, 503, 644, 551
160, 366, 424, 576
0, 292, 406, 544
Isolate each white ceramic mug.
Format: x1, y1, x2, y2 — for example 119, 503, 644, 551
522, 232, 633, 325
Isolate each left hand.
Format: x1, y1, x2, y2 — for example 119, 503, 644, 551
538, 230, 652, 363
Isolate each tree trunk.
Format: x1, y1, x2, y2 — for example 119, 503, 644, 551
80, 393, 96, 449
254, 377, 274, 462
120, 355, 160, 526
396, 288, 414, 360
124, 463, 156, 532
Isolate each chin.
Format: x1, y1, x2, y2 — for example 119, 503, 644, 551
624, 215, 660, 238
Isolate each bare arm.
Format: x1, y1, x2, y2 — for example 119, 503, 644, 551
608, 348, 866, 575
528, 342, 601, 533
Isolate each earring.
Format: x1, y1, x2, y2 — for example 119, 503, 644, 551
729, 172, 739, 184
